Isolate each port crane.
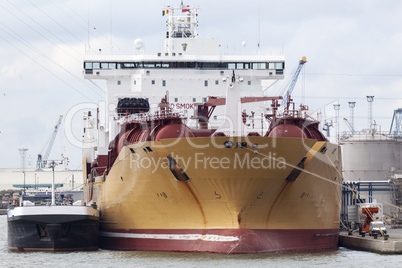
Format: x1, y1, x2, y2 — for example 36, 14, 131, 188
389, 108, 402, 138
343, 118, 356, 134
283, 56, 307, 109
36, 115, 63, 168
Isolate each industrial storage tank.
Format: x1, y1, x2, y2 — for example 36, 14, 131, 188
341, 133, 402, 182
340, 129, 402, 218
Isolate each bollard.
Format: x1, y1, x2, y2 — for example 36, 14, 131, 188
373, 233, 378, 239
362, 232, 366, 237
384, 235, 389, 241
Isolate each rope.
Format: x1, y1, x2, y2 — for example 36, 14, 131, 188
244, 146, 402, 212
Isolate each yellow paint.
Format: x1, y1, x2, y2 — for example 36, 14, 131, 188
85, 137, 342, 232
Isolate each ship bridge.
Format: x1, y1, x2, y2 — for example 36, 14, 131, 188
82, 1, 285, 158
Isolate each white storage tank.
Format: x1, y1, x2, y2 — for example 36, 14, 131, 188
341, 134, 402, 182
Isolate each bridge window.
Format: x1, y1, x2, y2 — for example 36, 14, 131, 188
162, 80, 166, 87
252, 63, 266, 69
83, 61, 283, 71
144, 62, 155, 68
204, 80, 208, 87
275, 62, 283, 69
85, 62, 93, 69
122, 63, 136, 68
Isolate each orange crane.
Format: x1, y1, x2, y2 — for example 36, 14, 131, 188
359, 207, 379, 234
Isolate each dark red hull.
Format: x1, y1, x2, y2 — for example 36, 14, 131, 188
99, 228, 339, 254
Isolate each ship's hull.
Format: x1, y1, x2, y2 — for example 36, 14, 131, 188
99, 228, 339, 253
88, 136, 342, 254
7, 206, 99, 251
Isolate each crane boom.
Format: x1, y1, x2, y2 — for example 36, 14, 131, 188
283, 56, 307, 107
343, 118, 356, 134
389, 108, 402, 137
37, 115, 63, 168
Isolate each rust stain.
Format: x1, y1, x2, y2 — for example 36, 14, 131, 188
237, 206, 246, 225
185, 182, 207, 229
265, 181, 288, 223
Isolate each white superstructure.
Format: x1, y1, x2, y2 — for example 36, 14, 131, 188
82, 2, 285, 164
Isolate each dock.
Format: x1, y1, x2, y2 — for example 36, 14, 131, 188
339, 228, 402, 254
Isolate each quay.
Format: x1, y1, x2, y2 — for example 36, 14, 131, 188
339, 228, 402, 254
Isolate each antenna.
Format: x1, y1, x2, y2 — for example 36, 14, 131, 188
366, 96, 374, 129
110, 0, 113, 51
333, 104, 340, 143
19, 148, 28, 191
87, 2, 89, 51
258, 0, 261, 54
348, 102, 356, 132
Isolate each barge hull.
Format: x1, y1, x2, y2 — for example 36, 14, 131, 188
8, 214, 99, 251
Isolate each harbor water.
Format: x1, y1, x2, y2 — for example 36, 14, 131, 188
1, 215, 401, 267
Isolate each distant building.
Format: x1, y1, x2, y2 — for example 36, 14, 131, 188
0, 167, 83, 192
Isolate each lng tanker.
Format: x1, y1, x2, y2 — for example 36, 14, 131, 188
82, 2, 342, 253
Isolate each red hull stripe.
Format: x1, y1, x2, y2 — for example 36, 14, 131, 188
99, 229, 339, 254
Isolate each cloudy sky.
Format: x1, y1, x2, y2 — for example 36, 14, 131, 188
1, 0, 402, 169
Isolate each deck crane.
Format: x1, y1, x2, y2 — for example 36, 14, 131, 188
283, 56, 307, 109
36, 115, 63, 168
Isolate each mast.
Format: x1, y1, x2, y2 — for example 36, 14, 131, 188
217, 71, 243, 136
164, 2, 198, 55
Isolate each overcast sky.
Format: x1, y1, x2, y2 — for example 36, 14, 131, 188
1, 0, 402, 169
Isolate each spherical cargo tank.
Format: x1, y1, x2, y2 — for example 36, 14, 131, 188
265, 118, 326, 141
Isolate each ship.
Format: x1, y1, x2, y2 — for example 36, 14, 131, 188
82, 2, 342, 253
7, 161, 99, 252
